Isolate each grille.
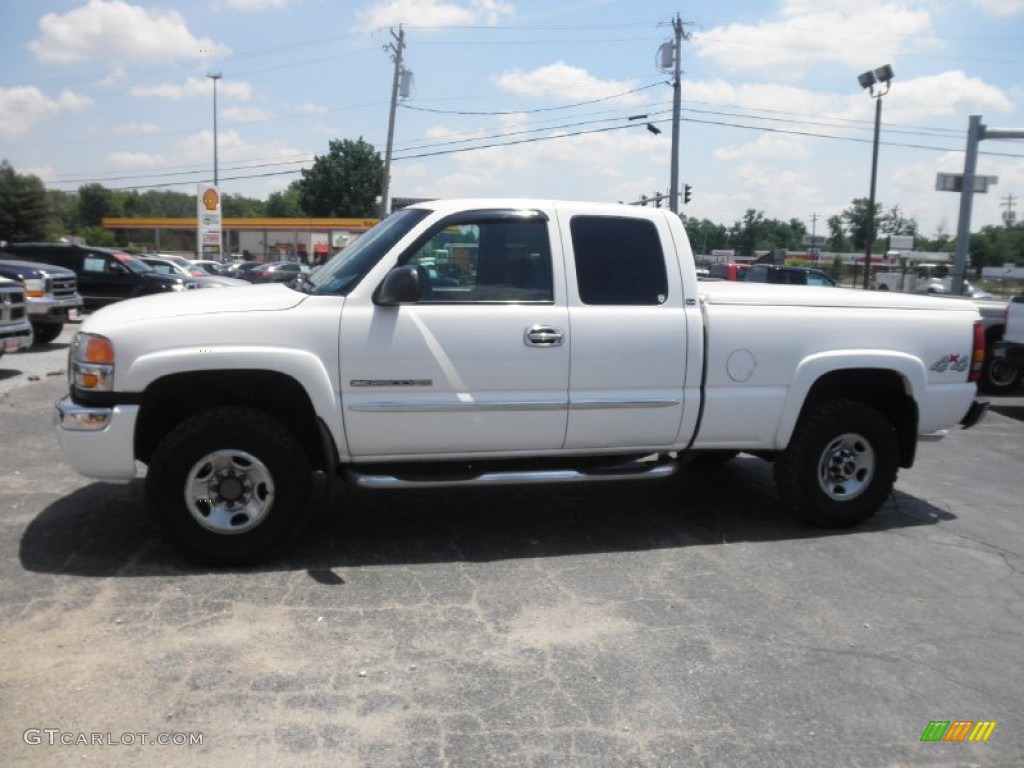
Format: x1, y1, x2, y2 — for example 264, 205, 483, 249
51, 276, 77, 298
1, 287, 26, 323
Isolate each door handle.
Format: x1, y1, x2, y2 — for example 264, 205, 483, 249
524, 325, 564, 347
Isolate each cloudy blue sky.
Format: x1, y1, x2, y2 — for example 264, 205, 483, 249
2, 0, 1023, 238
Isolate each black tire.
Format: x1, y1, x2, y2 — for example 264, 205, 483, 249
147, 406, 311, 565
978, 353, 1021, 394
775, 399, 898, 528
32, 323, 62, 345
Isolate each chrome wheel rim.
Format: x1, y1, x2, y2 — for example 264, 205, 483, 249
184, 449, 274, 535
817, 433, 875, 501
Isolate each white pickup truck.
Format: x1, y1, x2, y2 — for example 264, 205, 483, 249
993, 294, 1024, 383
55, 199, 988, 564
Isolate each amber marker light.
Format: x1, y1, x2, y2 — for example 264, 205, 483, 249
83, 335, 115, 364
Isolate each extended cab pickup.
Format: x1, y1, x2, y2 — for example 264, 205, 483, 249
54, 199, 988, 564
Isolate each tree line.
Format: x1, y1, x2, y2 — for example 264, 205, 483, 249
2, 138, 1022, 267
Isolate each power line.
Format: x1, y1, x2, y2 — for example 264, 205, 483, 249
400, 81, 663, 116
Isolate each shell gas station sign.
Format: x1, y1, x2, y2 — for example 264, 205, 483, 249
197, 185, 222, 257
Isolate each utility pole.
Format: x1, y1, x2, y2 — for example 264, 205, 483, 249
379, 26, 405, 219
1002, 193, 1017, 227
809, 211, 819, 259
667, 14, 690, 214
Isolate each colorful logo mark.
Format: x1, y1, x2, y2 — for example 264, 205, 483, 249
201, 187, 220, 211
921, 720, 997, 742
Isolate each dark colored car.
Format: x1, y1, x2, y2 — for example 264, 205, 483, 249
245, 260, 311, 283
0, 258, 84, 344
708, 263, 749, 281
2, 243, 198, 308
743, 264, 837, 287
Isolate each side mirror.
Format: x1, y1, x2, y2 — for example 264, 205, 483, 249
110, 262, 130, 275
375, 265, 421, 305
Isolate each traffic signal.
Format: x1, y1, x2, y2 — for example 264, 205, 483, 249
683, 184, 692, 205
639, 194, 648, 207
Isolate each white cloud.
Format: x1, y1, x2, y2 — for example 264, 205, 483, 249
356, 0, 514, 33
296, 103, 328, 114
106, 151, 167, 168
694, 1, 934, 78
29, 0, 227, 64
493, 62, 646, 104
0, 87, 93, 139
224, 0, 292, 9
130, 77, 252, 100
970, 0, 1024, 15
97, 66, 127, 89
223, 107, 272, 122
713, 134, 810, 162
113, 122, 162, 137
882, 70, 1013, 120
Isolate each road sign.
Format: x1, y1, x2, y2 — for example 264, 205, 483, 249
935, 173, 999, 193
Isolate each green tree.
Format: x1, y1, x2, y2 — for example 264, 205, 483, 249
47, 189, 79, 236
78, 183, 121, 227
297, 138, 383, 217
266, 181, 304, 217
826, 214, 848, 252
879, 205, 918, 237
841, 197, 885, 251
222, 193, 266, 217
0, 160, 51, 242
79, 225, 117, 247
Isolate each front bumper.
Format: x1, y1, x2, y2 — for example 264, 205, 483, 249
54, 396, 140, 481
1, 318, 33, 353
28, 294, 84, 323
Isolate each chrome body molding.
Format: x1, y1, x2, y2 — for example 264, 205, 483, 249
350, 379, 433, 387
347, 398, 681, 413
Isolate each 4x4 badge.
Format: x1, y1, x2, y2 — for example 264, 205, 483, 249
930, 354, 969, 373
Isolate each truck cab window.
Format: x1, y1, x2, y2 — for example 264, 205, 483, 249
403, 218, 553, 303
570, 216, 668, 305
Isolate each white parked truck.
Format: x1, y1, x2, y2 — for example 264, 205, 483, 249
55, 199, 988, 564
993, 294, 1024, 385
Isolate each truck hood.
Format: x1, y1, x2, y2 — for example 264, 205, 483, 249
699, 282, 982, 312
83, 283, 307, 333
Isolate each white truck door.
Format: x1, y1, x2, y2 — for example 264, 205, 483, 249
560, 211, 688, 450
339, 211, 570, 458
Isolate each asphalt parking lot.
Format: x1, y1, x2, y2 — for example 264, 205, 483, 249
2, 331, 1023, 766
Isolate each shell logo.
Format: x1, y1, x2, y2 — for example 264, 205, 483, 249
201, 187, 220, 211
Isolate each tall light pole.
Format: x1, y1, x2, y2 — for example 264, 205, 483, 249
857, 64, 893, 290
207, 72, 222, 186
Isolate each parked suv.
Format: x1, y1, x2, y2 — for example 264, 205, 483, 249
3, 243, 197, 308
743, 264, 837, 287
0, 276, 32, 360
0, 258, 84, 344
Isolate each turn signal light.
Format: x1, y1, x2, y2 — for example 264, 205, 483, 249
83, 335, 115, 364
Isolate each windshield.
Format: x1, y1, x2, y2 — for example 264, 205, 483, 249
113, 252, 154, 274
307, 208, 430, 295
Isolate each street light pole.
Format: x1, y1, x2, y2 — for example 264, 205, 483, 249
207, 72, 222, 186
857, 64, 893, 290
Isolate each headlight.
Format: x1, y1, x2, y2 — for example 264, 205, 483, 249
170, 282, 186, 292
69, 332, 115, 392
23, 278, 46, 298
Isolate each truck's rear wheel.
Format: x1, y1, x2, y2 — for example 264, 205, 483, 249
147, 406, 311, 565
979, 354, 1021, 394
775, 399, 898, 528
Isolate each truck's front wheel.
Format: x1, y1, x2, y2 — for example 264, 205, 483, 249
147, 406, 311, 565
775, 399, 898, 528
